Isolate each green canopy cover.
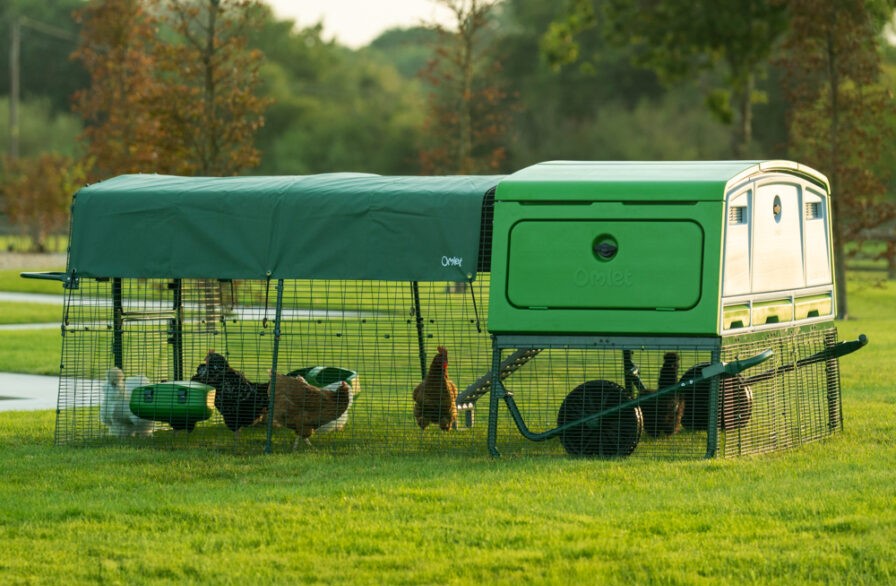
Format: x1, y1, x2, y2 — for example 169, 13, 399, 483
67, 173, 501, 282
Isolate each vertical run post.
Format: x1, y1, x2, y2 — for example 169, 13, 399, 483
169, 278, 184, 380
823, 328, 842, 432
704, 347, 721, 458
411, 281, 427, 379
264, 278, 285, 454
112, 278, 123, 369
487, 341, 502, 457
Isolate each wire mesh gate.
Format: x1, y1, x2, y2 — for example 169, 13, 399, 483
54, 273, 846, 458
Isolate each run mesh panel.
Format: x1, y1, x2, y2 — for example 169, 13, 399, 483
488, 342, 719, 459
55, 276, 493, 454
717, 326, 843, 457
54, 276, 844, 458
488, 325, 843, 459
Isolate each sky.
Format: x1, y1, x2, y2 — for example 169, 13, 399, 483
264, 0, 454, 48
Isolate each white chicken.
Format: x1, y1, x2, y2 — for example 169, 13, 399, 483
100, 367, 154, 438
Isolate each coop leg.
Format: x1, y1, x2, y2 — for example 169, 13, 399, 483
824, 329, 842, 432
487, 344, 503, 457
704, 348, 721, 459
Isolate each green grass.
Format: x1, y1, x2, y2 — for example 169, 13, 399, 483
0, 400, 893, 583
0, 234, 68, 253
0, 268, 67, 294
0, 329, 63, 374
0, 301, 63, 325
0, 275, 893, 583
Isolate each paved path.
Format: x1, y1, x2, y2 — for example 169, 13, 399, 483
0, 372, 58, 412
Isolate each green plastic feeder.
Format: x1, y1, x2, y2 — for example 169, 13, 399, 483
285, 366, 360, 393
129, 381, 215, 432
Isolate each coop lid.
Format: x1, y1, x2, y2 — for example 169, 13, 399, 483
496, 160, 829, 202
67, 173, 502, 281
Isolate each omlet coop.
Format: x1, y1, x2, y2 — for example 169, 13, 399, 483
28, 160, 866, 458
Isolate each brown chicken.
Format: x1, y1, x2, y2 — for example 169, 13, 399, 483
413, 346, 458, 431
270, 373, 352, 449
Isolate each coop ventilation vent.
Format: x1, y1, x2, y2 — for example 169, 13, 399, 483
728, 206, 747, 224
805, 202, 821, 220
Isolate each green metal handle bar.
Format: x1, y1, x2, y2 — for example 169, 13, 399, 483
500, 348, 774, 443
20, 271, 79, 289
20, 271, 68, 282
741, 334, 867, 385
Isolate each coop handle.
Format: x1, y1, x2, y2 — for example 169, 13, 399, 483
20, 271, 68, 282
701, 349, 774, 379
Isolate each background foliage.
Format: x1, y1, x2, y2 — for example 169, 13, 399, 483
0, 0, 894, 283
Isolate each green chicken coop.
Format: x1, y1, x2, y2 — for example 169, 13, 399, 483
30, 161, 864, 458
480, 160, 865, 458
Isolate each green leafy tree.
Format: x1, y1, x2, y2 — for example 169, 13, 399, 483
0, 97, 81, 158
248, 16, 425, 175
547, 0, 788, 158
0, 0, 86, 112
778, 0, 896, 315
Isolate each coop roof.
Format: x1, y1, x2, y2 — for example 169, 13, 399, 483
67, 173, 502, 281
496, 160, 830, 201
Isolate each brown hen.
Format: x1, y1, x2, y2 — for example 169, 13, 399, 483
413, 346, 458, 431
270, 373, 352, 449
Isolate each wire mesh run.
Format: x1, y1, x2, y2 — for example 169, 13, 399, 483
717, 326, 843, 457
488, 340, 719, 459
487, 325, 843, 459
54, 272, 844, 459
55, 276, 493, 455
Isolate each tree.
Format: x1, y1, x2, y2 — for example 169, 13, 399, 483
1, 153, 90, 251
548, 0, 788, 158
247, 16, 427, 175
150, 0, 270, 176
71, 0, 269, 178
0, 0, 86, 113
778, 0, 896, 316
72, 0, 163, 179
419, 0, 513, 174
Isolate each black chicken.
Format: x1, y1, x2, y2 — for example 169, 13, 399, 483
639, 352, 685, 438
191, 351, 269, 435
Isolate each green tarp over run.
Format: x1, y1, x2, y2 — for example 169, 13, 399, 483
67, 173, 502, 281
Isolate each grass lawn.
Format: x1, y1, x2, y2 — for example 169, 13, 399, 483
0, 272, 893, 583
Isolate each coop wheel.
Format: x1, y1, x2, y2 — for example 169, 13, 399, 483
679, 364, 753, 431
556, 380, 643, 458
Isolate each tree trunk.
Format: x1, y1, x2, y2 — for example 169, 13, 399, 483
826, 26, 849, 320
732, 72, 753, 158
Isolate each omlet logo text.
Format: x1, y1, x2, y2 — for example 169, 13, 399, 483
574, 268, 633, 288
442, 256, 463, 268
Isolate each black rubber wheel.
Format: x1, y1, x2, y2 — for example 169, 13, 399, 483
557, 380, 643, 457
679, 364, 753, 431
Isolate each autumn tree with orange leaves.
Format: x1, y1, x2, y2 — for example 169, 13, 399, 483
150, 0, 270, 176
72, 0, 269, 178
72, 0, 162, 179
419, 0, 513, 175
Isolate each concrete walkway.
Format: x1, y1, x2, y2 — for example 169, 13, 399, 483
0, 372, 58, 412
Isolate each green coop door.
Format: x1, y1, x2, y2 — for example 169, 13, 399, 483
506, 220, 704, 310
